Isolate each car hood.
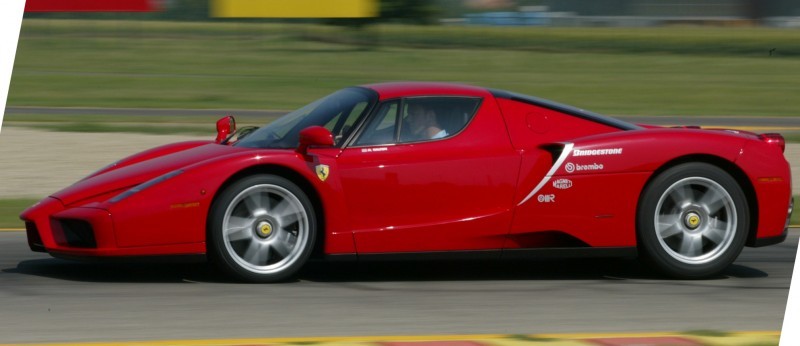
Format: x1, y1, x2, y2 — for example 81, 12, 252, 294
52, 143, 259, 206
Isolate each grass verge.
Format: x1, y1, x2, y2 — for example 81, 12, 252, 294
3, 112, 285, 125
4, 113, 223, 124
19, 19, 800, 57
22, 122, 214, 136
4, 113, 276, 136
304, 24, 800, 57
8, 19, 800, 116
682, 329, 731, 337
0, 199, 38, 229
783, 133, 800, 144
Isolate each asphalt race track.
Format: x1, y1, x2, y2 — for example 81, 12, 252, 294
0, 230, 796, 344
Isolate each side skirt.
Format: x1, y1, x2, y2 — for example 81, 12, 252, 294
502, 247, 637, 260
50, 252, 207, 264
324, 247, 637, 262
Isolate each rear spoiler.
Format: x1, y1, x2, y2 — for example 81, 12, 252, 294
759, 133, 786, 153
638, 124, 786, 153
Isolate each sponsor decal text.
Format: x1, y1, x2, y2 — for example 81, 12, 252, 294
565, 162, 604, 173
572, 148, 623, 157
552, 179, 573, 190
537, 194, 556, 203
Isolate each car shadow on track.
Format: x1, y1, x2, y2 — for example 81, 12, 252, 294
3, 257, 768, 284
300, 259, 769, 282
4, 258, 217, 283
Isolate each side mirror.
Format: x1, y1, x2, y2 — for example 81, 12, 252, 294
297, 126, 334, 154
215, 116, 236, 144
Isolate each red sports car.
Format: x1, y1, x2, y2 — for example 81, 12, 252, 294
21, 82, 793, 282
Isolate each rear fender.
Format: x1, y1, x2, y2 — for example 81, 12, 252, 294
561, 129, 748, 176
510, 129, 749, 248
735, 139, 792, 243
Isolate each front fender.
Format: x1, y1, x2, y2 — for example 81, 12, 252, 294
83, 140, 213, 180
102, 148, 353, 253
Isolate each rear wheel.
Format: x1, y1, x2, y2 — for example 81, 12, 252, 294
637, 162, 748, 279
208, 174, 316, 282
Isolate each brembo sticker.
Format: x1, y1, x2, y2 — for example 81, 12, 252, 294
552, 178, 573, 189
572, 148, 622, 156
565, 162, 603, 173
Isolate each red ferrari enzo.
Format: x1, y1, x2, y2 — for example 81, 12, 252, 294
21, 82, 793, 282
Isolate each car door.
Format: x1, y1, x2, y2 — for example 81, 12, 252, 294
335, 96, 520, 253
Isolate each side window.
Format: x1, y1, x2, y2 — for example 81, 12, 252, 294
399, 97, 481, 143
325, 100, 370, 146
354, 101, 399, 146
323, 113, 342, 132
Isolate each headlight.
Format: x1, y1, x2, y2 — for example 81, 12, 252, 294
110, 170, 183, 203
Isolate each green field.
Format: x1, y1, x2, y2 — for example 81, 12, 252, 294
13, 122, 214, 136
7, 19, 800, 117
3, 112, 278, 135
793, 200, 799, 226
0, 199, 38, 229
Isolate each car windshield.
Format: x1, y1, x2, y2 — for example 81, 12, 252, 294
235, 87, 376, 149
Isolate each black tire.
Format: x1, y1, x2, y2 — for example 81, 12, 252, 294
208, 174, 316, 283
637, 162, 749, 279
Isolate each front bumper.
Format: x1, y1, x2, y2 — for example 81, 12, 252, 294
20, 197, 204, 257
21, 197, 117, 256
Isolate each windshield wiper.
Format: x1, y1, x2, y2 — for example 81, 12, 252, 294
236, 126, 259, 140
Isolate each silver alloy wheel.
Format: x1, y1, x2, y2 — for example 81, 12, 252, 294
221, 184, 309, 274
654, 177, 737, 265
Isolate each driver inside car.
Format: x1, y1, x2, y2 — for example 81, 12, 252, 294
404, 102, 447, 140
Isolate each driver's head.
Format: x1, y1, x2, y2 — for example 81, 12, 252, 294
407, 102, 436, 132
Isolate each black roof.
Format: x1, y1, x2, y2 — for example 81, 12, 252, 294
490, 89, 641, 131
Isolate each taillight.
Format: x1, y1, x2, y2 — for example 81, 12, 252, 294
759, 133, 785, 153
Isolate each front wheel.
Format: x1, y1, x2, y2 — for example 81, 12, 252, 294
208, 174, 316, 282
637, 162, 749, 279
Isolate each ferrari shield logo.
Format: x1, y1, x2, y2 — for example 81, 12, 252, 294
315, 164, 330, 181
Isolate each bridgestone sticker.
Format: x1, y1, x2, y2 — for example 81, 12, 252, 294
572, 148, 622, 157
